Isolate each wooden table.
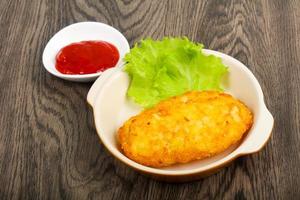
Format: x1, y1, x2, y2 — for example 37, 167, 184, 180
1, 0, 299, 199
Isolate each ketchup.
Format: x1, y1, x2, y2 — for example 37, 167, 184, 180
55, 40, 119, 74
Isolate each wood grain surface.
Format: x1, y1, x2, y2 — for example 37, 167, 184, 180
0, 0, 299, 199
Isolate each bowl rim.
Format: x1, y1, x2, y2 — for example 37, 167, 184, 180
88, 49, 274, 176
42, 21, 130, 80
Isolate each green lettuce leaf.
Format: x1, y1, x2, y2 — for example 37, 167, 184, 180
124, 37, 228, 108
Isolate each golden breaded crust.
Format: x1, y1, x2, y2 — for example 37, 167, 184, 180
118, 91, 253, 167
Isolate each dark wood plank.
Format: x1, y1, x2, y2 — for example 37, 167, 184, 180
0, 0, 299, 199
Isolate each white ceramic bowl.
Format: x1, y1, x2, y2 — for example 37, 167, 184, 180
42, 22, 130, 82
87, 49, 274, 182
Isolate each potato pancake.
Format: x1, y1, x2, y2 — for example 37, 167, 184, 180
117, 91, 253, 167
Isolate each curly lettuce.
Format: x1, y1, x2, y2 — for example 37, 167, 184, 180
124, 37, 228, 108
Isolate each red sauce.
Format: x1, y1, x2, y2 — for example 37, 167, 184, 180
55, 40, 119, 74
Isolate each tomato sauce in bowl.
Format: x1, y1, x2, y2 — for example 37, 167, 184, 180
55, 40, 119, 75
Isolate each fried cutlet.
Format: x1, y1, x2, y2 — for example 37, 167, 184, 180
117, 91, 253, 167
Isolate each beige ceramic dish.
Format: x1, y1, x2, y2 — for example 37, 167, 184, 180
87, 49, 274, 182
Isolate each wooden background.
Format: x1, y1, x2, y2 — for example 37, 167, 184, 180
0, 0, 299, 199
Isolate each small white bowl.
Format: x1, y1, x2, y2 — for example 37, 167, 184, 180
87, 49, 274, 182
42, 22, 130, 82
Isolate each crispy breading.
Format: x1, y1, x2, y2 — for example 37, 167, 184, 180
117, 91, 253, 167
